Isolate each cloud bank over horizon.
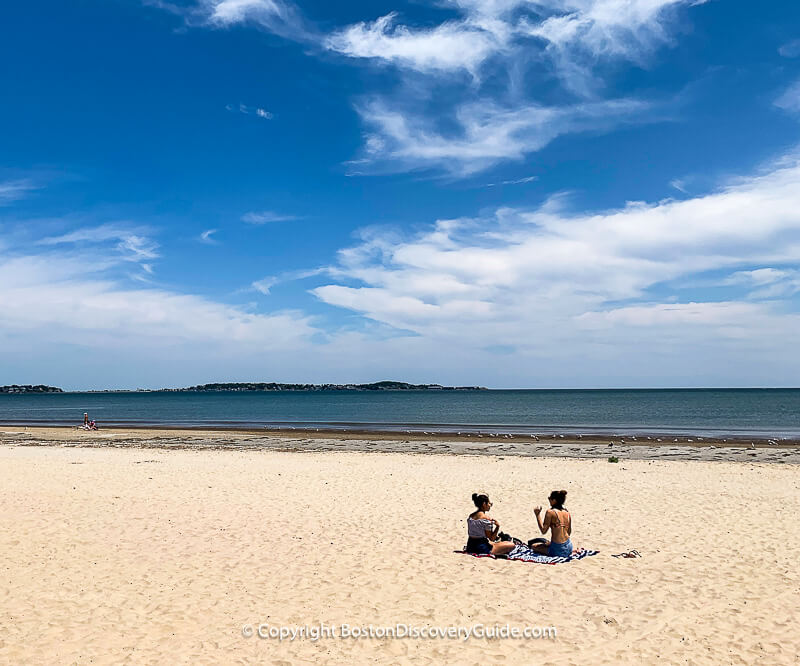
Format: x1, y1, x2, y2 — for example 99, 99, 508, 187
3, 151, 800, 388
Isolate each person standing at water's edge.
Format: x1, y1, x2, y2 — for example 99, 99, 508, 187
83, 412, 89, 426
466, 493, 516, 556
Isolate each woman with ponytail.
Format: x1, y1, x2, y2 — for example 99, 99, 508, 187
466, 493, 516, 556
531, 490, 573, 557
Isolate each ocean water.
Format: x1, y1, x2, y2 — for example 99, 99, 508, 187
1, 389, 799, 437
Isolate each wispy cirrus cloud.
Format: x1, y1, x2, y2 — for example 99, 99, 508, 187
333, 0, 697, 175
326, 0, 692, 84
199, 229, 218, 244
226, 103, 274, 119
485, 175, 537, 187
252, 266, 326, 295
354, 97, 648, 176
204, 0, 306, 36
251, 276, 278, 295
148, 0, 700, 178
669, 178, 689, 193
147, 0, 310, 39
775, 79, 800, 115
38, 223, 159, 263
0, 179, 39, 205
519, 0, 691, 95
241, 210, 298, 224
779, 38, 800, 58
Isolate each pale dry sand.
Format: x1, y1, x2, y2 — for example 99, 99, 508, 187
1, 441, 799, 664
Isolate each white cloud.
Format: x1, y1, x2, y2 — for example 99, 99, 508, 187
327, 1, 691, 83
328, 0, 693, 176
149, 0, 699, 176
779, 39, 800, 58
0, 236, 317, 356
241, 210, 298, 224
0, 213, 324, 388
775, 79, 800, 114
0, 179, 38, 205
200, 0, 307, 38
38, 223, 159, 264
325, 12, 502, 75
227, 103, 274, 118
356, 97, 648, 175
252, 276, 277, 295
669, 178, 688, 193
117, 235, 159, 262
311, 154, 800, 365
724, 268, 792, 287
199, 229, 218, 243
576, 300, 781, 330
520, 0, 689, 94
252, 267, 327, 295
39, 223, 144, 245
207, 0, 278, 24
333, 0, 697, 175
485, 175, 537, 187
0, 274, 316, 350
5, 156, 800, 386
723, 268, 800, 299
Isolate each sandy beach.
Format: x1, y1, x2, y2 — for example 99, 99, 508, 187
2, 429, 799, 664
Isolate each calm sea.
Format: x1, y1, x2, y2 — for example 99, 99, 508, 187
1, 389, 799, 437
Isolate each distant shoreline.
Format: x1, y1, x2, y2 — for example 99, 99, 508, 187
4, 386, 799, 394
0, 385, 62, 394
1, 381, 488, 394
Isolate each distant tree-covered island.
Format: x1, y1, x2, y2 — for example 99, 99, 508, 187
154, 381, 487, 392
0, 384, 63, 393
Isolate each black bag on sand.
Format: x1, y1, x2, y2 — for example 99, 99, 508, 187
498, 533, 528, 547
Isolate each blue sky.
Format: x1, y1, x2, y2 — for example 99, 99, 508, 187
1, 0, 799, 389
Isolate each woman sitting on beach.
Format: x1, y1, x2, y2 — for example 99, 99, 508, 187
466, 493, 516, 557
531, 490, 573, 557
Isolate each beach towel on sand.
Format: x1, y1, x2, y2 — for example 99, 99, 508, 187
456, 544, 599, 565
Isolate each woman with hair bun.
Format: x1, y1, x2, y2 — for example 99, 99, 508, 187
466, 493, 516, 556
531, 490, 573, 557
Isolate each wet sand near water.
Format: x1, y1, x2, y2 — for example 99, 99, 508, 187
2, 425, 799, 464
